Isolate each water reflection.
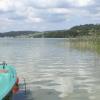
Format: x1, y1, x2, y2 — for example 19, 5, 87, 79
0, 38, 100, 100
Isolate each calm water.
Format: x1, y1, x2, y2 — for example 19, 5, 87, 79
0, 38, 100, 100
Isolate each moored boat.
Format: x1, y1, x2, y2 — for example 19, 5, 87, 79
0, 62, 19, 100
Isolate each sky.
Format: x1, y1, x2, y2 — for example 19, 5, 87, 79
0, 0, 100, 32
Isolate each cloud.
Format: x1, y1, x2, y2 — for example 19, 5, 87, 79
47, 8, 70, 14
0, 0, 13, 11
0, 0, 99, 32
28, 0, 95, 8
66, 0, 95, 7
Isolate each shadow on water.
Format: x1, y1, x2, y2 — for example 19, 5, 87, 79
13, 90, 27, 100
12, 89, 33, 100
12, 87, 61, 100
14, 81, 61, 100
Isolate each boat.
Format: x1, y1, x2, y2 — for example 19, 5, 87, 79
0, 62, 19, 100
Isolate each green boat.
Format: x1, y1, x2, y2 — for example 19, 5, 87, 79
0, 62, 18, 100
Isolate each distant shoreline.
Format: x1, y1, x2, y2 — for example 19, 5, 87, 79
0, 24, 100, 38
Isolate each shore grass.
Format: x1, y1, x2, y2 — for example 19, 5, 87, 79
69, 36, 100, 54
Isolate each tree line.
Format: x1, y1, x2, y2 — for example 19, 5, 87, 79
0, 24, 100, 38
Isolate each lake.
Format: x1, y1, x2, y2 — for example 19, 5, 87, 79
0, 38, 100, 100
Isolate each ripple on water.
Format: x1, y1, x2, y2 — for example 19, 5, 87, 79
0, 38, 100, 100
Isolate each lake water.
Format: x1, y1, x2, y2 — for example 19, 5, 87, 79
0, 38, 100, 100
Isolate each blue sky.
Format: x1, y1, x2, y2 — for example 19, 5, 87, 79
0, 0, 100, 32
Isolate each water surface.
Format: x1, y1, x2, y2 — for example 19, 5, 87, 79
0, 38, 100, 100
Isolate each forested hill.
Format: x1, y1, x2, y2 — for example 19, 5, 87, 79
0, 24, 100, 38
41, 24, 100, 38
0, 31, 39, 37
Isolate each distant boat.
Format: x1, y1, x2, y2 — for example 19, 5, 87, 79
0, 62, 19, 100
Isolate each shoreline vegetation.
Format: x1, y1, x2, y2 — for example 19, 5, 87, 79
0, 24, 100, 38
70, 39, 100, 54
0, 24, 100, 53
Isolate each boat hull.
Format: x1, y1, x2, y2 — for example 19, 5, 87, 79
0, 65, 17, 100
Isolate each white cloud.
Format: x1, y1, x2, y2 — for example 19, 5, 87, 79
26, 17, 43, 23
29, 0, 95, 8
15, 7, 43, 23
48, 8, 70, 14
29, 0, 60, 8
0, 0, 14, 11
66, 0, 95, 7
0, 0, 99, 32
0, 17, 14, 30
14, 1, 26, 11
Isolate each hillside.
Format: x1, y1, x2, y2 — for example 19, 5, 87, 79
40, 24, 100, 38
0, 31, 42, 38
0, 24, 100, 38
